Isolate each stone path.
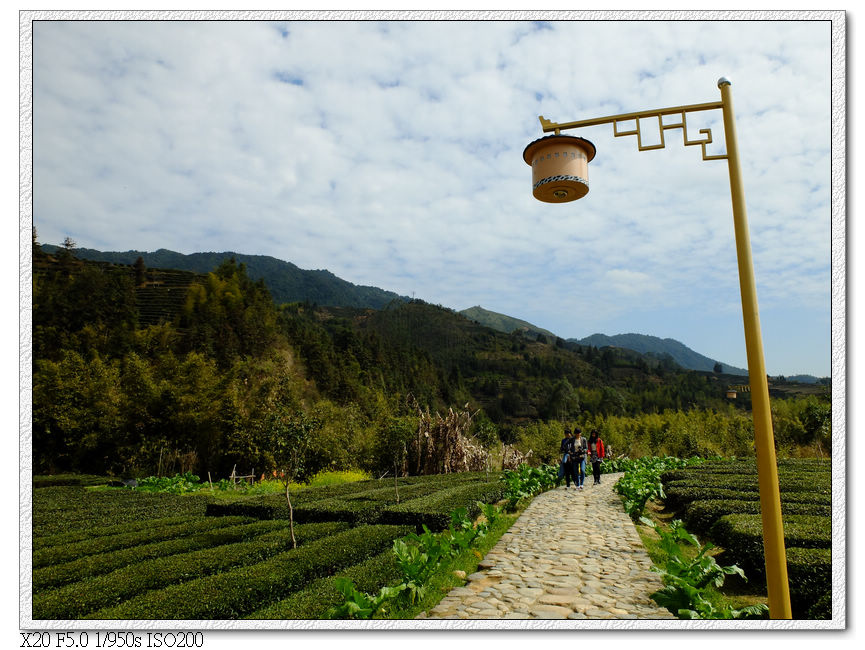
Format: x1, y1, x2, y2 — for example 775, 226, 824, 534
419, 472, 675, 620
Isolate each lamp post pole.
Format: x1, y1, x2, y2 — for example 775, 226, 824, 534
717, 78, 791, 619
529, 78, 792, 618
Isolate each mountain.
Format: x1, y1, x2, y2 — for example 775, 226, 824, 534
459, 306, 557, 341
457, 305, 748, 376
786, 375, 829, 385
572, 333, 748, 376
41, 246, 408, 310
41, 245, 755, 377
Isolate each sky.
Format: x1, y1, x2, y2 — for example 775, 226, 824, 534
9, 5, 856, 644
28, 15, 838, 377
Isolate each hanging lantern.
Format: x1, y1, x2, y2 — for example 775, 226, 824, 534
726, 390, 738, 399
523, 134, 596, 203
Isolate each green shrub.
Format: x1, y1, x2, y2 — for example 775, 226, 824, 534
683, 499, 832, 536
33, 521, 348, 619
86, 524, 412, 619
663, 475, 830, 495
709, 514, 830, 577
380, 481, 506, 530
786, 546, 832, 619
33, 474, 110, 488
34, 515, 192, 550
663, 486, 829, 511
33, 488, 211, 536
806, 589, 832, 620
245, 550, 401, 619
206, 473, 487, 522
33, 516, 250, 568
33, 519, 285, 592
208, 478, 481, 525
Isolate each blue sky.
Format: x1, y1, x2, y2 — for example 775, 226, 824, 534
29, 16, 838, 377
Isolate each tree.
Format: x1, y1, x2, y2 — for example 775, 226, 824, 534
544, 378, 579, 420
134, 256, 146, 286
265, 408, 320, 548
599, 386, 626, 416
713, 362, 723, 374
377, 416, 416, 503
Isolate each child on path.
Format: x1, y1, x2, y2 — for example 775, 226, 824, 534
588, 429, 606, 485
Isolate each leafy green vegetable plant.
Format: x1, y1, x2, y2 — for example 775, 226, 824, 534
500, 463, 558, 511
327, 501, 503, 618
136, 472, 202, 494
325, 577, 407, 619
613, 456, 704, 519
639, 516, 768, 620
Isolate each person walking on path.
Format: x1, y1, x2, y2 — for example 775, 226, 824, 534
559, 428, 578, 490
572, 428, 588, 490
588, 430, 606, 485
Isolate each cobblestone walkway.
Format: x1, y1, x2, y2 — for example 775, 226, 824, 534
420, 472, 675, 620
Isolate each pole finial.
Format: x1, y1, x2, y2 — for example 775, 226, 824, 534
718, 77, 732, 87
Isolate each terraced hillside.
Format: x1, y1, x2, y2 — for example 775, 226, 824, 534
34, 251, 202, 327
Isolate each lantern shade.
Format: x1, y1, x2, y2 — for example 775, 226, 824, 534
523, 134, 597, 203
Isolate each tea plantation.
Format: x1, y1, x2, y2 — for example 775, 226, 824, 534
659, 458, 832, 619
31, 473, 505, 620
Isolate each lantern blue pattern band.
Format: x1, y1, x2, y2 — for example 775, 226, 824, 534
533, 174, 589, 190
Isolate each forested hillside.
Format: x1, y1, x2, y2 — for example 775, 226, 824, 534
459, 305, 557, 341
31, 243, 831, 479
41, 245, 409, 309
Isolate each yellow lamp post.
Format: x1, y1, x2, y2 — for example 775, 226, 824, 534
526, 78, 792, 619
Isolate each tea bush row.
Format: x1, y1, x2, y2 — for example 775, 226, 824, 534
663, 473, 830, 495
33, 516, 251, 569
380, 480, 506, 531
786, 546, 832, 618
700, 458, 830, 471
709, 514, 830, 578
663, 486, 830, 511
34, 515, 192, 551
214, 472, 485, 508
244, 550, 401, 620
806, 589, 832, 620
206, 481, 449, 523
290, 480, 465, 524
207, 477, 505, 531
85, 524, 413, 620
682, 499, 832, 536
33, 474, 110, 488
661, 461, 829, 483
33, 519, 286, 592
33, 521, 347, 619
33, 487, 210, 536
206, 474, 486, 519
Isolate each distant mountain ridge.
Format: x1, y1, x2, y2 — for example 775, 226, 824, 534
571, 333, 748, 376
42, 246, 409, 310
45, 245, 814, 379
457, 306, 749, 376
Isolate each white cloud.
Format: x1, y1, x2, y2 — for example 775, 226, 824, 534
30, 17, 835, 376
